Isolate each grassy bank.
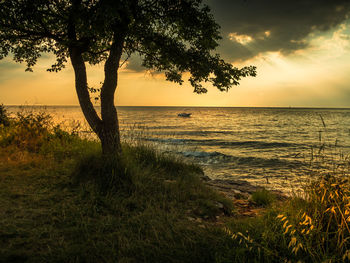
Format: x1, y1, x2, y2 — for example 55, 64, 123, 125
0, 108, 236, 262
1, 106, 350, 262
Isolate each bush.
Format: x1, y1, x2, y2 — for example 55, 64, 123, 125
0, 104, 9, 126
0, 110, 93, 159
251, 188, 275, 207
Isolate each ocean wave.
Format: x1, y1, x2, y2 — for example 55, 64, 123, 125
221, 140, 298, 148
143, 138, 187, 144
143, 137, 300, 149
178, 150, 304, 168
181, 151, 223, 158
145, 125, 184, 130
229, 156, 304, 168
174, 130, 235, 136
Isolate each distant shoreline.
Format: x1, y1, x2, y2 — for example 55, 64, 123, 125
4, 105, 350, 110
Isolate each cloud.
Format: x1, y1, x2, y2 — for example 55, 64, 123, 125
207, 0, 350, 61
228, 33, 253, 45
0, 60, 22, 70
121, 55, 145, 72
0, 59, 25, 84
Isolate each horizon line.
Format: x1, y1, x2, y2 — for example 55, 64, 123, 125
4, 104, 350, 110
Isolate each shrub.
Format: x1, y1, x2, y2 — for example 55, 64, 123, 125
251, 188, 275, 207
0, 110, 92, 158
0, 112, 53, 151
0, 104, 9, 126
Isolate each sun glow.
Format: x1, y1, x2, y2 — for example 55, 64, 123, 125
1, 21, 350, 107
228, 32, 253, 45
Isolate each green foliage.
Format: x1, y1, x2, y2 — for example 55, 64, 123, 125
251, 188, 275, 207
0, 0, 256, 93
0, 104, 9, 126
0, 111, 52, 151
0, 110, 97, 159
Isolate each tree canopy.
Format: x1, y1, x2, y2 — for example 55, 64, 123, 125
0, 0, 256, 93
0, 0, 256, 154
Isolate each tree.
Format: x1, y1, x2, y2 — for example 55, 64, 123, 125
0, 0, 256, 155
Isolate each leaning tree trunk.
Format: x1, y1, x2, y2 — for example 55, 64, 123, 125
69, 47, 103, 137
69, 40, 124, 155
99, 39, 124, 155
67, 5, 125, 156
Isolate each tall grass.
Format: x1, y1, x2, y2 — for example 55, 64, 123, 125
0, 109, 99, 160
223, 175, 350, 261
223, 116, 350, 262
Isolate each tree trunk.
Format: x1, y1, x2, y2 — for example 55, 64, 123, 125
70, 44, 123, 155
70, 45, 123, 155
68, 12, 125, 156
69, 47, 103, 137
69, 44, 125, 156
99, 35, 125, 155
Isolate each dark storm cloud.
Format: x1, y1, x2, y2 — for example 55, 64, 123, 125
207, 0, 350, 61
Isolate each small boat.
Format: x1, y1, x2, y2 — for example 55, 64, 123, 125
178, 113, 191, 117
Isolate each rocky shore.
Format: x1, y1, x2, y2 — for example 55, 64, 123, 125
200, 174, 287, 217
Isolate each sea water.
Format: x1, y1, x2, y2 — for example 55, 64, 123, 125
7, 106, 350, 192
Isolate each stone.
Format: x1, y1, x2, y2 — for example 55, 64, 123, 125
214, 201, 224, 209
205, 177, 285, 199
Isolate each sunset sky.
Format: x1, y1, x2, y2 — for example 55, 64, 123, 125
1, 0, 350, 107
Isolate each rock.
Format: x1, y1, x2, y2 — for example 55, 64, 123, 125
214, 201, 224, 209
164, 179, 176, 184
199, 174, 211, 181
205, 177, 286, 201
195, 218, 203, 223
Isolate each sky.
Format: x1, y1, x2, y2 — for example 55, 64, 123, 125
1, 0, 350, 107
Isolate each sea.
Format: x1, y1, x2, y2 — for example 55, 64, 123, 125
6, 106, 350, 193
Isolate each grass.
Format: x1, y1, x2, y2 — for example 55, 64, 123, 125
0, 110, 236, 262
251, 188, 275, 207
1, 108, 350, 262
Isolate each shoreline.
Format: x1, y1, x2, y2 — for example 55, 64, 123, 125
199, 172, 286, 199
